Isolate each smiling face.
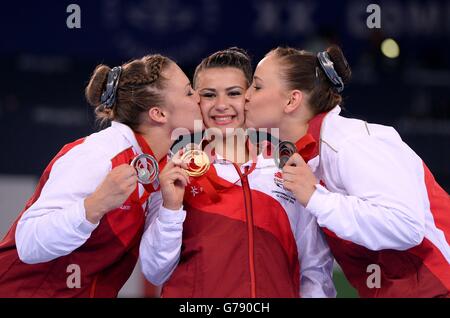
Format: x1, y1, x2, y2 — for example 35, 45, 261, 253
196, 67, 248, 135
244, 54, 288, 130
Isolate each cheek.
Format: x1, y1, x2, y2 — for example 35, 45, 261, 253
254, 93, 281, 126
191, 100, 201, 116
250, 93, 268, 114
234, 97, 246, 116
176, 98, 196, 121
267, 92, 285, 112
198, 100, 213, 119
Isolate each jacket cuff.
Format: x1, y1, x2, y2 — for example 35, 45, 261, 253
158, 206, 186, 224
76, 200, 100, 235
305, 184, 330, 218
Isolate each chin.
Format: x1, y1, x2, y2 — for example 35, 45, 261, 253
218, 126, 236, 135
244, 119, 256, 129
254, 118, 274, 130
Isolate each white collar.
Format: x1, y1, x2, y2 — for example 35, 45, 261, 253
110, 121, 143, 155
330, 105, 342, 115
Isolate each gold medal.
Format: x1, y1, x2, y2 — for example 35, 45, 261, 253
181, 149, 210, 177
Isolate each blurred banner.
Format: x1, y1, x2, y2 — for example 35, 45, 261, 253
2, 0, 450, 61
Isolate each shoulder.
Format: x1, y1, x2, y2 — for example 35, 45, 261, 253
52, 124, 135, 174
320, 110, 402, 155
72, 123, 134, 158
85, 125, 133, 159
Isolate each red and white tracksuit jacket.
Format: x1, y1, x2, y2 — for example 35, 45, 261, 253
303, 106, 450, 297
139, 152, 336, 298
0, 121, 159, 297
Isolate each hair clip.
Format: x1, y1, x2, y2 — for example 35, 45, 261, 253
317, 52, 344, 93
100, 66, 123, 108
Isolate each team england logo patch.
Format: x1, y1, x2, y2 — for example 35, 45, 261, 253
274, 171, 284, 189
272, 171, 296, 204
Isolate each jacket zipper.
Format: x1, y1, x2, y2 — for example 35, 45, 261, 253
234, 164, 256, 298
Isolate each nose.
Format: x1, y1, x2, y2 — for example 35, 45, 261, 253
215, 94, 229, 111
244, 89, 251, 103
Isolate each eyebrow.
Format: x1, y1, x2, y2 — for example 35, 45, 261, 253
199, 86, 244, 92
253, 76, 263, 81
199, 88, 215, 93
226, 86, 245, 91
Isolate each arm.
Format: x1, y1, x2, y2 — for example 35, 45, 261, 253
139, 158, 189, 286
295, 208, 336, 298
306, 134, 426, 251
15, 143, 111, 264
139, 192, 186, 286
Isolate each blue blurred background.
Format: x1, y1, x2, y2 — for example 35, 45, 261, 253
0, 0, 449, 297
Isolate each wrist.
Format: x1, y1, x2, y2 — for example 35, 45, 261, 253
84, 196, 107, 224
162, 201, 182, 211
300, 185, 316, 207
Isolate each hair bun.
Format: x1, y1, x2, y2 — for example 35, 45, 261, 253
85, 64, 116, 121
85, 64, 111, 107
326, 45, 352, 84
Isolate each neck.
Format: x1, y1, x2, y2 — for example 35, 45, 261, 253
214, 130, 249, 164
278, 103, 316, 143
279, 115, 309, 144
138, 126, 174, 162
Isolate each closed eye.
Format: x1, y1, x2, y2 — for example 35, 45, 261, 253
228, 91, 242, 97
200, 92, 216, 98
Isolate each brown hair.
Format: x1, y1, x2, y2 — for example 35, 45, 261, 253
85, 54, 173, 130
193, 47, 252, 88
268, 45, 352, 115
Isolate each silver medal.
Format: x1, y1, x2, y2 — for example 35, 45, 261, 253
130, 154, 159, 184
274, 141, 298, 169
